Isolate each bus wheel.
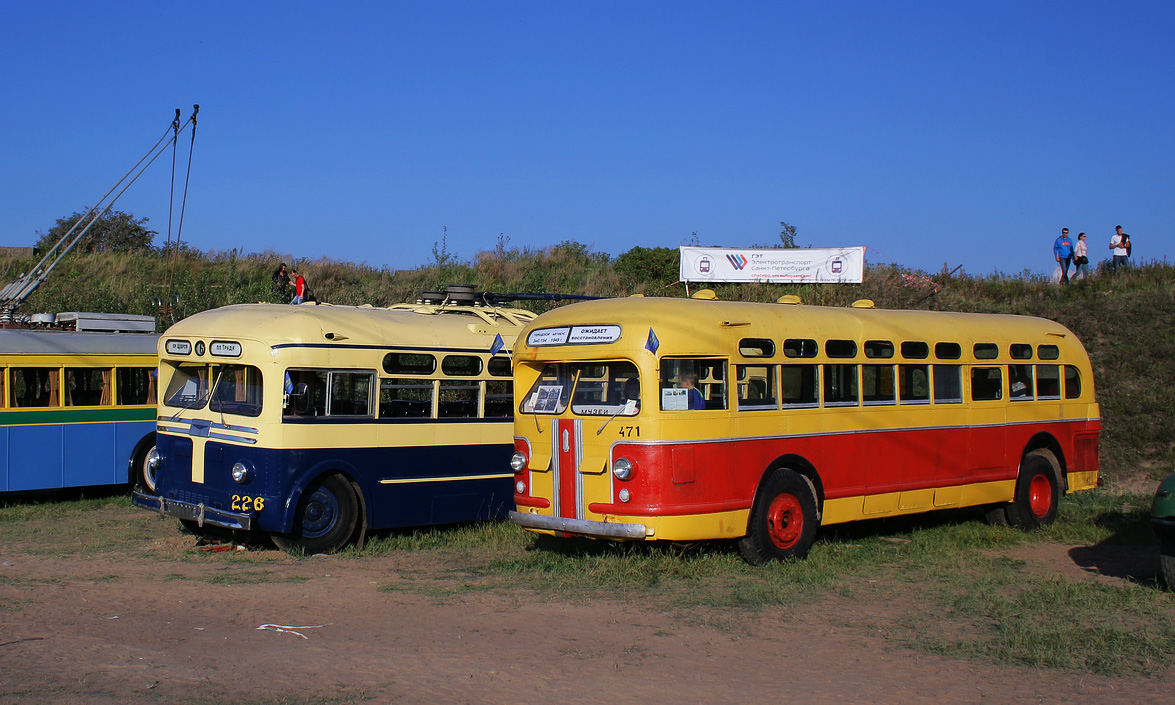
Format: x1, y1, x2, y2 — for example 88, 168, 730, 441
738, 469, 818, 565
1006, 453, 1060, 530
272, 474, 359, 555
136, 446, 160, 494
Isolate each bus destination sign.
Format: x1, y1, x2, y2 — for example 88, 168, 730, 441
527, 325, 621, 347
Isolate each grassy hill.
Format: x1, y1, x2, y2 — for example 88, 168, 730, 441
4, 244, 1171, 490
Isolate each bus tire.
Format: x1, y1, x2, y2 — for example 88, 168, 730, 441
738, 469, 818, 565
1005, 452, 1060, 530
1161, 542, 1175, 590
129, 434, 158, 494
272, 473, 359, 555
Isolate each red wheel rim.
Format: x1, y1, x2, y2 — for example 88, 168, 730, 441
1028, 473, 1052, 518
766, 493, 803, 549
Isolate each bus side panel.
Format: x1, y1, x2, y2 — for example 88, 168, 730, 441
0, 427, 7, 492
8, 424, 65, 491
115, 420, 156, 484
64, 422, 117, 487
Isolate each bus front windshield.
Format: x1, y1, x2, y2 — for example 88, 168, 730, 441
163, 362, 216, 410
520, 361, 640, 416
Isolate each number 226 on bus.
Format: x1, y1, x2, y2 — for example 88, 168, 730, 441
507, 295, 1100, 564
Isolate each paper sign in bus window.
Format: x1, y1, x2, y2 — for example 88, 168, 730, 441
661, 387, 688, 411
534, 385, 564, 412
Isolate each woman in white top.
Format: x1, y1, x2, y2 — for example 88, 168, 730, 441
1073, 232, 1091, 280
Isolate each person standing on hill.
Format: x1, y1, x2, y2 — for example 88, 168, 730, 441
1109, 225, 1130, 271
1053, 228, 1074, 284
1073, 233, 1091, 280
291, 269, 307, 304
271, 262, 290, 300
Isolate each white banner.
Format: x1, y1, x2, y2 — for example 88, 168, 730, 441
679, 246, 865, 284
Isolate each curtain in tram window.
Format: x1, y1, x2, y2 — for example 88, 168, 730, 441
46, 370, 60, 406
100, 369, 112, 406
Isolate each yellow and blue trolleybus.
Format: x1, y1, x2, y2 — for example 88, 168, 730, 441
134, 290, 540, 553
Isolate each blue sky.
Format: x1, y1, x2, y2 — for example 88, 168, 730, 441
2, 1, 1171, 278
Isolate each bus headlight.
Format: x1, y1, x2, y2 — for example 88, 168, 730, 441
231, 462, 253, 484
612, 457, 634, 481
510, 452, 527, 473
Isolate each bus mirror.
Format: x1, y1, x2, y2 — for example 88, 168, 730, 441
289, 382, 310, 414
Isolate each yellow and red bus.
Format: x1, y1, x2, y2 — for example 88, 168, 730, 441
508, 294, 1100, 563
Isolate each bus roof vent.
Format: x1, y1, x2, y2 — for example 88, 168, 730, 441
691, 289, 717, 300
446, 284, 476, 306
776, 295, 802, 305
418, 290, 445, 305
850, 299, 876, 309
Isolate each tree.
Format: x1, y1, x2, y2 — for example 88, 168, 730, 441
779, 221, 798, 248
35, 210, 157, 255
615, 246, 679, 284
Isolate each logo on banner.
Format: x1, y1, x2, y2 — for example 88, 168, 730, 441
831, 257, 844, 274
697, 256, 711, 274
726, 254, 749, 270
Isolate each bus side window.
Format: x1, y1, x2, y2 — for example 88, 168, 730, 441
1009, 364, 1034, 400
822, 364, 858, 406
736, 364, 777, 411
660, 359, 725, 411
1064, 365, 1081, 399
439, 380, 479, 418
284, 370, 328, 417
66, 368, 112, 406
898, 364, 929, 404
117, 367, 156, 405
862, 364, 895, 405
933, 365, 962, 404
485, 380, 514, 418
380, 378, 433, 418
1035, 365, 1061, 399
780, 364, 818, 407
11, 367, 60, 408
328, 371, 374, 417
971, 367, 1003, 401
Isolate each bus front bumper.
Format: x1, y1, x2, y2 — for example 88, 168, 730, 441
133, 491, 253, 531
508, 510, 647, 540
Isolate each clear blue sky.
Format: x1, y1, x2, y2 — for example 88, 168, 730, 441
2, 1, 1171, 277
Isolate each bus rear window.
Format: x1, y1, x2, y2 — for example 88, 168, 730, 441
210, 365, 264, 417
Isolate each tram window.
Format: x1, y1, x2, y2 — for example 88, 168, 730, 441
1036, 365, 1061, 399
163, 363, 212, 410
1009, 364, 1034, 400
974, 343, 999, 360
971, 367, 1003, 401
901, 341, 929, 359
1064, 365, 1081, 399
117, 367, 156, 405
487, 357, 511, 377
899, 364, 930, 404
0, 371, 5, 408
10, 367, 60, 408
66, 368, 111, 406
439, 380, 478, 417
383, 353, 436, 375
739, 338, 775, 358
325, 371, 373, 417
485, 380, 514, 418
780, 365, 818, 407
442, 355, 483, 376
822, 364, 858, 406
737, 365, 777, 411
1010, 344, 1033, 360
1038, 345, 1060, 361
864, 341, 894, 359
783, 339, 817, 358
935, 342, 962, 360
379, 378, 433, 418
862, 365, 896, 405
660, 359, 726, 411
825, 340, 857, 359
571, 361, 640, 417
211, 365, 264, 417
933, 365, 962, 404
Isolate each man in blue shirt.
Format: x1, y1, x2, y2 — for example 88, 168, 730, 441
1053, 228, 1074, 285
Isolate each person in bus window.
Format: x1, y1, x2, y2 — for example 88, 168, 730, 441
622, 378, 641, 411
679, 371, 706, 410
